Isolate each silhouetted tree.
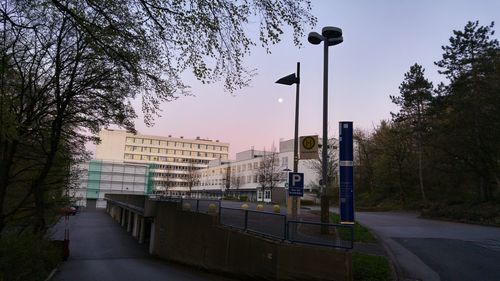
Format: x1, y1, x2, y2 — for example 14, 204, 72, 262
391, 63, 434, 203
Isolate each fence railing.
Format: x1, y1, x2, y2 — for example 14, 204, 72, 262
287, 220, 354, 249
219, 207, 287, 240
149, 196, 353, 249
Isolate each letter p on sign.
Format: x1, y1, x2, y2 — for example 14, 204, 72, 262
292, 174, 302, 186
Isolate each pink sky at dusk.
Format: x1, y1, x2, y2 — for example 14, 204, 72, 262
92, 1, 500, 158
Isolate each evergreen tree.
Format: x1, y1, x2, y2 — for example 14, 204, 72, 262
434, 21, 500, 202
390, 63, 434, 203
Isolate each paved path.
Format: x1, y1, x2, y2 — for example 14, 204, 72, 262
50, 209, 234, 281
353, 211, 500, 281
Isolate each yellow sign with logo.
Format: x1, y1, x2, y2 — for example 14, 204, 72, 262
300, 135, 319, 160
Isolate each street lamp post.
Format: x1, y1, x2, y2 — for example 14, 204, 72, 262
308, 27, 343, 226
276, 62, 300, 220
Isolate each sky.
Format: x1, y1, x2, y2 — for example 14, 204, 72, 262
100, 0, 500, 158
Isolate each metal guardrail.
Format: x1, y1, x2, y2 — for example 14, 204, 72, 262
219, 207, 287, 240
287, 220, 354, 249
147, 196, 354, 249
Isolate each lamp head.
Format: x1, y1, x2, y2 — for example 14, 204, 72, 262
308, 32, 324, 45
326, 36, 343, 46
322, 26, 342, 39
276, 73, 298, 85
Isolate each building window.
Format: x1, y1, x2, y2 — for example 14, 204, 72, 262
264, 190, 271, 202
282, 157, 288, 166
126, 137, 134, 143
134, 138, 142, 144
124, 154, 133, 159
151, 147, 158, 153
257, 190, 263, 201
152, 139, 159, 146
141, 155, 150, 160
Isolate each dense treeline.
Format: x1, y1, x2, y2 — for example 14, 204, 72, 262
354, 22, 499, 223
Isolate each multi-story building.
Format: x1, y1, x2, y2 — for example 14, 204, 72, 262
192, 138, 324, 203
95, 129, 230, 195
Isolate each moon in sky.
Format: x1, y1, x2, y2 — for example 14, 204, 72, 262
278, 98, 283, 103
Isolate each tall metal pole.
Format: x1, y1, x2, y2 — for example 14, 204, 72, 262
292, 62, 300, 219
321, 40, 330, 226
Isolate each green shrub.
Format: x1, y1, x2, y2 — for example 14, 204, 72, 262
239, 195, 248, 202
0, 234, 62, 281
353, 253, 392, 281
272, 205, 281, 213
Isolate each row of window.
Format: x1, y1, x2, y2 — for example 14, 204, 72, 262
125, 146, 228, 158
199, 156, 288, 178
154, 164, 206, 170
155, 181, 192, 187
125, 137, 228, 152
153, 173, 191, 179
124, 154, 227, 162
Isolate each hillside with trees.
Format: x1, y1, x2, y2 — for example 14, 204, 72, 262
354, 21, 500, 225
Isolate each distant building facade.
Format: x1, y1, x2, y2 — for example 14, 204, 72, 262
95, 129, 230, 194
72, 160, 152, 208
75, 129, 334, 206
191, 138, 324, 204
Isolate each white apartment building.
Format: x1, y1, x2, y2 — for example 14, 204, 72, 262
192, 138, 323, 203
95, 129, 230, 194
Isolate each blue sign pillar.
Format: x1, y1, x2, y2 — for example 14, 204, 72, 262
339, 121, 354, 223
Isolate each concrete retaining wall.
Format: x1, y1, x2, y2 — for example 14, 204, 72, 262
152, 201, 352, 281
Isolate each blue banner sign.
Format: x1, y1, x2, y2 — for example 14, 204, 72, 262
288, 172, 304, 197
339, 121, 354, 223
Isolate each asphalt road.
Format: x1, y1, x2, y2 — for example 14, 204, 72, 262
50, 209, 235, 281
354, 211, 500, 281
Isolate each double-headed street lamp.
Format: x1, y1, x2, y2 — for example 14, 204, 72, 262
308, 27, 343, 225
276, 62, 300, 220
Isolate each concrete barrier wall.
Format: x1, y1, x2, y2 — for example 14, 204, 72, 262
152, 201, 352, 281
